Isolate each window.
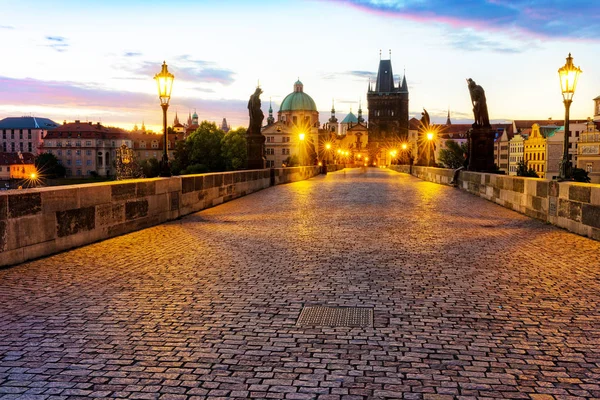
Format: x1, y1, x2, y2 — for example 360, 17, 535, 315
28, 142, 32, 152
10, 131, 14, 139
19, 142, 23, 151
67, 159, 72, 166
28, 130, 31, 139
86, 141, 92, 146
111, 141, 116, 147
66, 149, 71, 156
65, 141, 71, 146
1, 131, 5, 139
76, 141, 81, 147
57, 150, 62, 156
2, 143, 6, 152
86, 160, 92, 166
76, 150, 81, 156
86, 150, 92, 156
266, 137, 271, 143
19, 131, 23, 140
586, 163, 593, 173
76, 159, 82, 166
76, 169, 82, 176
57, 141, 62, 147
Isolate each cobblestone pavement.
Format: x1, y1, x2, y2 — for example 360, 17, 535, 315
2, 168, 600, 400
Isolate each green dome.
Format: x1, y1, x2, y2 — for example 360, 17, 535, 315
279, 80, 317, 112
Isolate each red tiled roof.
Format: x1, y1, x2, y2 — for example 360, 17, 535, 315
45, 121, 129, 139
0, 152, 35, 165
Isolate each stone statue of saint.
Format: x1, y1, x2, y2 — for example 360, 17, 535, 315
420, 108, 431, 129
467, 78, 490, 128
247, 87, 264, 136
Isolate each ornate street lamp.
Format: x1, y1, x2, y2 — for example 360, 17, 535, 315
558, 53, 582, 180
154, 61, 175, 177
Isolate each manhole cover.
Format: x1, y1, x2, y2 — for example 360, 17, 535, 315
296, 306, 373, 327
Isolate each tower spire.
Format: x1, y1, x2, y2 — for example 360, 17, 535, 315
267, 97, 274, 125
446, 109, 452, 126
358, 99, 364, 123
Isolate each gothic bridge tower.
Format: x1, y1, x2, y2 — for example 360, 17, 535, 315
367, 57, 409, 146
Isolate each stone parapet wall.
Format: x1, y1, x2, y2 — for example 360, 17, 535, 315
0, 166, 324, 267
390, 165, 600, 241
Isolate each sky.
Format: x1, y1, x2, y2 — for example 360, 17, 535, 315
1, 0, 599, 132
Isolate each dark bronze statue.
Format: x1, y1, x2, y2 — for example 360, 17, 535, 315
467, 78, 490, 128
247, 87, 264, 136
420, 108, 430, 129
246, 87, 266, 169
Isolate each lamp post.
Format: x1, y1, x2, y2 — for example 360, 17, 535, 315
558, 53, 582, 180
154, 61, 175, 177
325, 142, 331, 165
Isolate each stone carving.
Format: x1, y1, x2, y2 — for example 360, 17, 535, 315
420, 108, 430, 129
116, 143, 143, 180
246, 87, 266, 169
467, 78, 490, 128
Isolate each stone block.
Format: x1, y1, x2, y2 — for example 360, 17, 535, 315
169, 191, 180, 211
168, 176, 182, 193
558, 182, 570, 199
0, 247, 24, 267
213, 173, 223, 188
79, 185, 112, 207
194, 176, 204, 191
111, 183, 136, 201
569, 184, 591, 204
591, 186, 600, 205
56, 206, 95, 237
0, 220, 6, 252
531, 196, 543, 212
41, 188, 79, 213
8, 214, 56, 249
558, 198, 570, 219
549, 181, 559, 197
96, 203, 124, 227
204, 174, 215, 189
0, 195, 7, 221
148, 193, 168, 215
536, 181, 549, 198
223, 173, 233, 186
125, 200, 149, 220
136, 181, 156, 197
548, 196, 558, 217
569, 200, 582, 222
155, 178, 171, 195
181, 176, 195, 194
582, 204, 600, 229
8, 192, 41, 218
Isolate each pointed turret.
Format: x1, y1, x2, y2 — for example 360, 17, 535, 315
141, 121, 146, 132
446, 109, 452, 126
357, 99, 364, 123
221, 118, 230, 133
375, 59, 395, 93
187, 111, 192, 127
329, 99, 338, 124
192, 109, 198, 126
267, 98, 275, 125
400, 73, 408, 93
174, 111, 180, 126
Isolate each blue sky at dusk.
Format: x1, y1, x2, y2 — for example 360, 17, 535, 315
1, 0, 599, 131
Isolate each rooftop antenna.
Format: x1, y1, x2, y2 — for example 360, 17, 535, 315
379, 49, 381, 60
389, 49, 391, 59
257, 79, 260, 88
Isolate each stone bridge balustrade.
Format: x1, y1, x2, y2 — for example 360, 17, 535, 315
390, 165, 600, 240
0, 165, 351, 267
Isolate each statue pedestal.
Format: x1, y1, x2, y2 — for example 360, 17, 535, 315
247, 134, 265, 170
467, 127, 495, 172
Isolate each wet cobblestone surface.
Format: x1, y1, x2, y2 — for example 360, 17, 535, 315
1, 168, 600, 399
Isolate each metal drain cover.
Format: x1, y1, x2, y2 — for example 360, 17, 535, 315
297, 306, 373, 327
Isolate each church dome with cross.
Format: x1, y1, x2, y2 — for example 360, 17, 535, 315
279, 80, 317, 112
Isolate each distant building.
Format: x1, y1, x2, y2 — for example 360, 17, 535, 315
594, 95, 600, 124
522, 123, 563, 178
493, 129, 511, 172
186, 110, 200, 135
261, 80, 324, 167
577, 118, 600, 183
42, 121, 132, 177
220, 118, 230, 133
508, 134, 525, 175
0, 152, 36, 181
0, 116, 59, 155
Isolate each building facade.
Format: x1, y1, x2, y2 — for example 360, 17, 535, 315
0, 116, 59, 155
508, 134, 524, 175
0, 152, 36, 181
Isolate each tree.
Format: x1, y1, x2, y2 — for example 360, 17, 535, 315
139, 157, 160, 178
284, 155, 300, 167
438, 140, 467, 169
572, 167, 591, 183
186, 121, 225, 172
35, 153, 66, 178
221, 127, 247, 171
516, 160, 539, 178
171, 140, 190, 175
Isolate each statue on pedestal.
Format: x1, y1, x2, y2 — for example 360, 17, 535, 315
246, 87, 266, 169
467, 78, 490, 128
465, 79, 495, 172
